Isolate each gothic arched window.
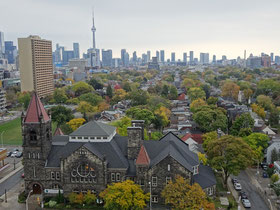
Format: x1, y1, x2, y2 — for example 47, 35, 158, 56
71, 163, 96, 181
30, 130, 37, 141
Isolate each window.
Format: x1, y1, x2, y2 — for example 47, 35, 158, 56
152, 195, 158, 203
97, 137, 101, 140
90, 137, 95, 140
207, 187, 213, 196
84, 137, 88, 140
193, 166, 198, 175
37, 153, 40, 159
111, 173, 115, 181
167, 164, 170, 171
28, 153, 31, 159
51, 172, 55, 180
33, 167, 36, 178
30, 130, 37, 141
56, 172, 60, 180
103, 137, 107, 140
71, 137, 76, 140
116, 173, 120, 181
33, 153, 36, 159
79, 148, 87, 155
152, 176, 157, 187
139, 179, 145, 186
166, 177, 171, 185
52, 184, 59, 189
78, 137, 82, 139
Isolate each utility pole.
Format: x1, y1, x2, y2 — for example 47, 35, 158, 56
5, 189, 7, 202
149, 181, 152, 210
13, 158, 15, 170
1, 131, 5, 148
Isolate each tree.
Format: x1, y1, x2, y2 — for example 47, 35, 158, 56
97, 101, 110, 112
202, 131, 218, 151
251, 103, 266, 119
168, 85, 178, 100
72, 81, 94, 96
126, 107, 154, 127
68, 192, 84, 205
17, 92, 31, 109
112, 89, 127, 104
243, 133, 269, 162
88, 78, 103, 90
257, 95, 273, 111
153, 106, 171, 129
111, 117, 131, 136
100, 180, 149, 210
207, 97, 218, 106
53, 88, 68, 104
198, 152, 207, 165
271, 174, 279, 184
79, 93, 103, 106
271, 148, 279, 163
77, 101, 96, 119
243, 88, 253, 101
67, 118, 86, 131
161, 176, 215, 210
188, 87, 206, 101
269, 107, 279, 127
193, 107, 227, 132
190, 99, 207, 113
206, 135, 253, 185
50, 105, 74, 126
106, 85, 113, 98
129, 90, 149, 106
221, 81, 240, 101
161, 84, 169, 97
84, 190, 96, 205
230, 113, 254, 136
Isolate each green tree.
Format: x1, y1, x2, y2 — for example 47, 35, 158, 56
230, 113, 254, 136
100, 180, 149, 210
207, 97, 218, 105
193, 107, 227, 132
129, 90, 149, 106
50, 105, 74, 126
206, 135, 253, 185
84, 190, 96, 205
17, 92, 31, 109
79, 93, 103, 106
188, 87, 206, 101
202, 131, 218, 151
106, 85, 113, 98
257, 95, 273, 111
161, 84, 169, 97
53, 88, 68, 104
72, 81, 94, 96
168, 85, 178, 100
126, 107, 154, 127
269, 107, 279, 127
88, 78, 103, 90
77, 101, 96, 119
161, 176, 215, 210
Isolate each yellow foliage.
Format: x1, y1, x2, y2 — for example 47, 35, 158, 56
251, 103, 266, 119
198, 152, 208, 165
67, 118, 86, 131
154, 106, 171, 127
97, 102, 110, 112
190, 99, 207, 112
221, 81, 240, 101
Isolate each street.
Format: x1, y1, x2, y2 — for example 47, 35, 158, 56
0, 168, 23, 196
234, 171, 269, 210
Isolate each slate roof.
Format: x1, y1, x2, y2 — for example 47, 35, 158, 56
193, 165, 217, 189
69, 121, 116, 137
24, 92, 50, 123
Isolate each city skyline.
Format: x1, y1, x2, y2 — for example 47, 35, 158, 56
1, 0, 280, 59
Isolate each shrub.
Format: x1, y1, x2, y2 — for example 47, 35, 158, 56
18, 191, 27, 203
49, 200, 57, 208
84, 190, 96, 205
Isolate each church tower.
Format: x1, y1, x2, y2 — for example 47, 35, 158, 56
22, 92, 52, 194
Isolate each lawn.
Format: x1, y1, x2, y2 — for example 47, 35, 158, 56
0, 118, 57, 146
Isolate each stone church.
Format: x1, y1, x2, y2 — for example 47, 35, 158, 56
22, 93, 216, 204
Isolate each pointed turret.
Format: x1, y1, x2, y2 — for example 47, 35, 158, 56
54, 127, 64, 136
136, 145, 150, 166
24, 92, 50, 123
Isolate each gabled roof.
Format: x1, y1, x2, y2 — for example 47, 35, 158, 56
69, 121, 116, 137
193, 165, 217, 189
136, 145, 150, 165
24, 92, 50, 123
54, 127, 64, 136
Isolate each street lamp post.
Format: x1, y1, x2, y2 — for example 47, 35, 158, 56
26, 190, 33, 210
148, 181, 152, 210
1, 131, 5, 148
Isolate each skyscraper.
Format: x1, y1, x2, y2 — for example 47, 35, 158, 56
121, 49, 126, 66
212, 55, 216, 64
88, 10, 100, 67
0, 32, 4, 58
147, 51, 151, 62
189, 51, 194, 65
183, 53, 187, 63
160, 50, 165, 62
270, 53, 274, 62
133, 51, 137, 64
200, 53, 209, 65
156, 51, 160, 61
18, 35, 54, 97
102, 49, 113, 67
171, 52, 176, 63
73, 43, 80, 59
4, 41, 17, 64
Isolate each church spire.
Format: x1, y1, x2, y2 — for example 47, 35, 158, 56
91, 7, 96, 50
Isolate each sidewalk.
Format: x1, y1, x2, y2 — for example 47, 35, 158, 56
227, 177, 244, 210
0, 162, 23, 184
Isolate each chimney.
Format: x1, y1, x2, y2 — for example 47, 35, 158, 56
127, 123, 144, 160
131, 120, 145, 140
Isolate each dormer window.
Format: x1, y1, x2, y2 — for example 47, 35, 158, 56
193, 166, 198, 175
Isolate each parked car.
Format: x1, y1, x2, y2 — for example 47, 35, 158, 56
263, 165, 268, 171
242, 199, 251, 208
6, 151, 12, 157
231, 178, 238, 185
11, 151, 18, 157
263, 172, 268, 178
239, 191, 248, 199
13, 148, 19, 152
234, 183, 242, 191
16, 152, 23, 158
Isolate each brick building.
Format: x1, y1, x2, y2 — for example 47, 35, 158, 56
22, 93, 216, 204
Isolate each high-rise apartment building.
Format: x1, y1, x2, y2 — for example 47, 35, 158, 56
73, 43, 80, 59
270, 53, 274, 62
0, 32, 4, 58
183, 53, 187, 63
4, 41, 17, 64
171, 52, 176, 63
18, 35, 54, 97
156, 51, 160, 61
212, 55, 216, 64
200, 53, 209, 64
189, 51, 194, 65
275, 56, 280, 65
102, 49, 113, 67
160, 50, 165, 62
133, 51, 137, 64
121, 49, 126, 66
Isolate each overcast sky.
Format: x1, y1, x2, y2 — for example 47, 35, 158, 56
1, 0, 280, 60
